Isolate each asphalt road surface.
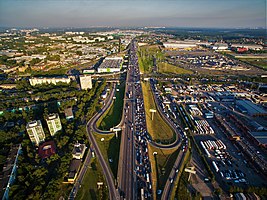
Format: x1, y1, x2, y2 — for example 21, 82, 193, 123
117, 42, 137, 200
86, 83, 120, 200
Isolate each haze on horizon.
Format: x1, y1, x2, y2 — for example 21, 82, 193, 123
0, 0, 266, 28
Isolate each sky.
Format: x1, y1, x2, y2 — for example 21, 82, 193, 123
0, 0, 266, 28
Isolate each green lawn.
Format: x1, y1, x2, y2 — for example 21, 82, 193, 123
93, 132, 121, 178
174, 151, 201, 200
141, 81, 175, 141
154, 148, 180, 190
175, 164, 191, 200
240, 58, 267, 69
158, 62, 193, 74
76, 158, 109, 200
148, 144, 179, 199
98, 83, 125, 130
138, 45, 164, 74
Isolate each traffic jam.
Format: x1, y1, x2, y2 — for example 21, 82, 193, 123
129, 41, 153, 200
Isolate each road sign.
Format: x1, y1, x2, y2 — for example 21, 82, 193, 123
149, 109, 157, 120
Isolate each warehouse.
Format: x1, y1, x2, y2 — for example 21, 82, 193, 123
249, 131, 267, 148
236, 100, 267, 117
97, 57, 123, 73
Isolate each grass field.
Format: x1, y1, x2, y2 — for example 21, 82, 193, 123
239, 58, 267, 69
174, 163, 191, 200
141, 81, 174, 141
138, 45, 164, 74
98, 83, 125, 130
148, 144, 179, 199
173, 152, 201, 200
93, 132, 121, 178
158, 62, 193, 74
76, 158, 109, 200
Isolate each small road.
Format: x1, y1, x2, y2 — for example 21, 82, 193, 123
69, 83, 119, 199
161, 151, 185, 200
86, 83, 120, 200
68, 151, 92, 199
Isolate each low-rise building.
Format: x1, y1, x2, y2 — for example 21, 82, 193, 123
29, 76, 74, 86
72, 143, 86, 160
26, 120, 45, 146
83, 69, 95, 74
38, 141, 56, 159
0, 84, 16, 89
64, 107, 74, 120
67, 159, 82, 183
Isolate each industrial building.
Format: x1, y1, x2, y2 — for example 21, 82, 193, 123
97, 57, 123, 73
249, 131, 267, 148
231, 44, 263, 51
236, 100, 267, 117
210, 43, 229, 50
29, 76, 74, 86
26, 120, 46, 146
46, 113, 62, 136
163, 40, 200, 49
79, 75, 92, 90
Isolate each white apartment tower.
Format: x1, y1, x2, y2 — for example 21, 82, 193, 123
46, 113, 62, 136
26, 120, 45, 146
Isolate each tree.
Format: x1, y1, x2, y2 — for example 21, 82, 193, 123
29, 58, 41, 66
76, 51, 82, 56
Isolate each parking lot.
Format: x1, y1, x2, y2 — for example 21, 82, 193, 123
195, 118, 266, 190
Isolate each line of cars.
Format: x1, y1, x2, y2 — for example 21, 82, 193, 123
130, 41, 152, 200
149, 78, 193, 199
150, 78, 191, 154
150, 78, 185, 138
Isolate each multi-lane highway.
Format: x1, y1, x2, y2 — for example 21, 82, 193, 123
71, 39, 188, 200
117, 41, 137, 200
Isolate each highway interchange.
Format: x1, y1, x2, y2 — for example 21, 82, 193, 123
71, 40, 188, 200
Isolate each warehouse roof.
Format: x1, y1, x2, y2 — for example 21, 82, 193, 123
236, 100, 267, 116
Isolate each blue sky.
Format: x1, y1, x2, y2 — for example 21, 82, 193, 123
0, 0, 266, 28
